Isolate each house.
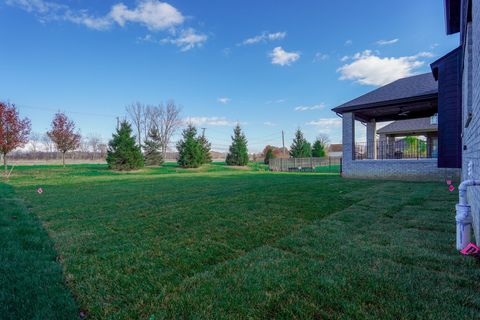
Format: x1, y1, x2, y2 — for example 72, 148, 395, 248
327, 144, 342, 157
332, 73, 461, 180
443, 0, 480, 245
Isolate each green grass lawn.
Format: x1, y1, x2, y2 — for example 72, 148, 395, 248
1, 163, 479, 319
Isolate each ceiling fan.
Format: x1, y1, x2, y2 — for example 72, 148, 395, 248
398, 107, 410, 117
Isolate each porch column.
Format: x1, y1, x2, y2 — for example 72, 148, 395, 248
342, 112, 355, 162
366, 119, 377, 159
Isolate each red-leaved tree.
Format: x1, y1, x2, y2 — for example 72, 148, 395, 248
47, 112, 81, 167
0, 102, 31, 173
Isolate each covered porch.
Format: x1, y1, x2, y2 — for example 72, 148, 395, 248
332, 73, 461, 181
356, 117, 439, 160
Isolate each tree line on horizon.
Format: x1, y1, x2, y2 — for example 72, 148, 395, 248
1, 101, 331, 173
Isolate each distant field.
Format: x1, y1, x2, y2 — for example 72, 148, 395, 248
1, 163, 478, 319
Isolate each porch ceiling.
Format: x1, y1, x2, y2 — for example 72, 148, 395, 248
350, 96, 437, 122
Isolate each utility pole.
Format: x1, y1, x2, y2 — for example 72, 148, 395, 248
282, 130, 286, 157
201, 127, 206, 138
116, 117, 120, 130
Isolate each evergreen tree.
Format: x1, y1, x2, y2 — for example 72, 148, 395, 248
177, 124, 203, 168
107, 121, 144, 170
143, 127, 164, 166
290, 128, 312, 158
312, 140, 326, 157
226, 124, 249, 166
312, 134, 330, 157
198, 134, 212, 164
264, 147, 275, 164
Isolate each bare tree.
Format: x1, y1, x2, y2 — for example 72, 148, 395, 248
79, 137, 89, 153
142, 105, 155, 140
87, 133, 101, 160
126, 100, 181, 157
98, 143, 108, 159
126, 102, 145, 146
29, 132, 41, 156
158, 100, 182, 158
316, 134, 330, 147
41, 133, 54, 153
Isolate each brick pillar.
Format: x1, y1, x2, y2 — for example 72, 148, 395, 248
366, 119, 377, 159
342, 113, 355, 165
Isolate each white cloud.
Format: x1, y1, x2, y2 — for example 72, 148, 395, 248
313, 52, 329, 62
263, 121, 276, 127
294, 103, 326, 111
161, 28, 207, 51
217, 97, 231, 104
376, 38, 399, 46
307, 118, 342, 126
110, 1, 184, 31
266, 99, 286, 104
240, 31, 286, 45
337, 50, 433, 86
6, 0, 186, 32
184, 116, 235, 126
344, 39, 353, 46
306, 118, 342, 135
270, 47, 300, 66
415, 51, 435, 58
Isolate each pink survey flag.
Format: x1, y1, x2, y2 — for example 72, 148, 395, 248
460, 242, 480, 257
449, 185, 455, 192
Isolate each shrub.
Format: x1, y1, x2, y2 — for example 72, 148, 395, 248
264, 147, 275, 164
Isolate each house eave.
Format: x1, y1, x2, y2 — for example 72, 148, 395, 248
445, 0, 461, 35
331, 93, 438, 114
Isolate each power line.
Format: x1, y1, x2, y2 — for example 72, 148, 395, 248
16, 104, 118, 119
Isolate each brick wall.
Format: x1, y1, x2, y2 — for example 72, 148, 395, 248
462, 2, 480, 244
342, 159, 460, 181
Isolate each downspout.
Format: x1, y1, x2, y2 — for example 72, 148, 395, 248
456, 180, 480, 250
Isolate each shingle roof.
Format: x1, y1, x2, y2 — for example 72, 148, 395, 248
328, 144, 342, 152
332, 73, 438, 113
377, 117, 437, 135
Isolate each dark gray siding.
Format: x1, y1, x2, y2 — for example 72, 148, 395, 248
436, 48, 463, 168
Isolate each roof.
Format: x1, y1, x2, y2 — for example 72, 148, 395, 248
332, 73, 438, 114
328, 144, 342, 152
377, 117, 438, 135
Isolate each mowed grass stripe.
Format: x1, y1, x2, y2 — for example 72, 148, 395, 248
0, 183, 78, 320
158, 180, 480, 319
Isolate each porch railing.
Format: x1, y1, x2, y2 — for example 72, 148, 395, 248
354, 139, 438, 160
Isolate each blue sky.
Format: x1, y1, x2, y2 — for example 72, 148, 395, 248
0, 0, 459, 152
